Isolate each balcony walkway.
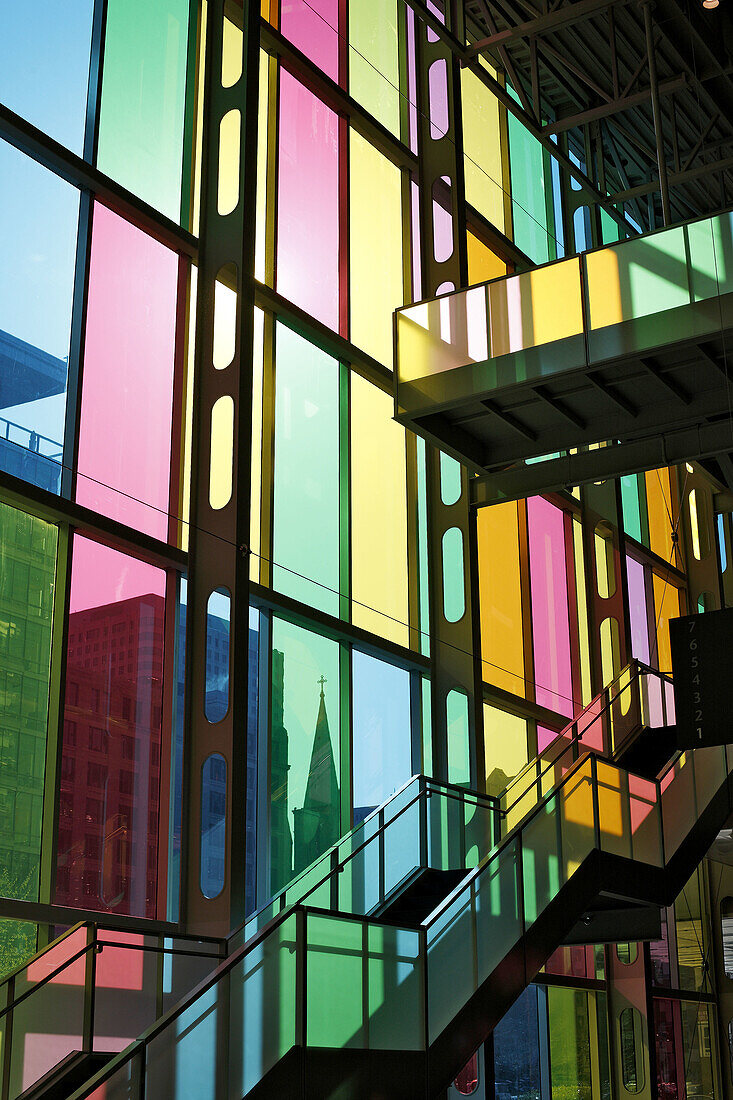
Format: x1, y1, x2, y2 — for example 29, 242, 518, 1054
394, 210, 733, 504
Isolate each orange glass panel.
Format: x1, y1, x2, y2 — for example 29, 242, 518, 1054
653, 574, 681, 674
477, 501, 525, 695
645, 468, 675, 563
467, 230, 506, 285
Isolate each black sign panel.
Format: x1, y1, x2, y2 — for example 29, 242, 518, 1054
670, 607, 733, 749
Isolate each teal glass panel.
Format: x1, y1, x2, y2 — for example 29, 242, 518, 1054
442, 527, 465, 623
601, 207, 623, 244
0, 141, 79, 493
97, 0, 191, 221
422, 675, 433, 776
367, 925, 422, 1049
0, 1, 94, 153
269, 619, 341, 894
0, 501, 57, 904
307, 914, 364, 1047
507, 91, 550, 264
427, 882, 475, 1041
272, 324, 341, 617
352, 650, 412, 821
439, 452, 461, 506
416, 435, 430, 657
621, 474, 643, 542
446, 689, 470, 786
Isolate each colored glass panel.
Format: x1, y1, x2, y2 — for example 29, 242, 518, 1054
652, 574, 681, 674
0, 502, 57, 906
477, 501, 525, 696
493, 986, 541, 1100
97, 0, 191, 222
281, 0, 338, 81
0, 1, 94, 154
277, 72, 340, 330
255, 51, 271, 284
461, 69, 505, 233
548, 987, 593, 1100
350, 131, 404, 367
269, 619, 341, 895
350, 0, 400, 136
507, 96, 551, 264
528, 497, 573, 717
200, 754, 226, 899
483, 705, 528, 796
56, 536, 166, 919
646, 468, 676, 562
352, 650, 412, 820
273, 324, 341, 616
626, 556, 650, 663
621, 474, 644, 543
76, 204, 178, 541
467, 230, 506, 285
0, 142, 79, 494
0, 919, 38, 981
446, 689, 471, 786
350, 374, 409, 647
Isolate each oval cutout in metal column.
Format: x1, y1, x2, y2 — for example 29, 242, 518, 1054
209, 396, 234, 510
442, 526, 465, 622
200, 753, 227, 899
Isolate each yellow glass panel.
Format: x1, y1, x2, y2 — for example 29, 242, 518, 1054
572, 515, 592, 706
209, 395, 234, 510
217, 109, 240, 216
489, 259, 583, 357
351, 374, 409, 646
181, 266, 197, 552
645, 468, 675, 562
483, 704, 528, 796
596, 762, 624, 837
467, 229, 506, 285
222, 15, 242, 88
476, 501, 525, 696
213, 277, 236, 369
350, 130, 404, 368
461, 68, 505, 233
585, 247, 623, 330
251, 307, 264, 582
599, 616, 620, 687
653, 574, 681, 674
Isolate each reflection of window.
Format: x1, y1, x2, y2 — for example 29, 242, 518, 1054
617, 942, 638, 965
454, 1052, 479, 1095
728, 1019, 733, 1080
721, 897, 733, 979
619, 1007, 644, 1093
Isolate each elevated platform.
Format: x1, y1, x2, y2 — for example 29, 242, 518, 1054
394, 210, 733, 504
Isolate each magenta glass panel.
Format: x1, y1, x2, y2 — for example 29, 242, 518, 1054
55, 535, 166, 919
76, 203, 178, 540
626, 556, 650, 662
407, 8, 418, 152
277, 72, 339, 330
528, 497, 573, 717
281, 0, 339, 81
537, 724, 556, 753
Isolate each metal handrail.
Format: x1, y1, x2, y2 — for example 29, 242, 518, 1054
68, 735, 731, 1100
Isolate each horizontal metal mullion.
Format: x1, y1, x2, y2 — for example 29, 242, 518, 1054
0, 468, 187, 572
0, 103, 199, 260
0, 895, 196, 939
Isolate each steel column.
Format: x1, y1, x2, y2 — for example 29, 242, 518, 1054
641, 0, 671, 225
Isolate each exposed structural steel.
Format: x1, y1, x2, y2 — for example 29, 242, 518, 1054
413, 0, 486, 786
461, 0, 733, 231
394, 208, 733, 505
183, 0, 260, 934
62, 662, 733, 1099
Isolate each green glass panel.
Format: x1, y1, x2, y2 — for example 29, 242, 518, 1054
446, 689, 470, 786
273, 324, 341, 617
0, 919, 37, 980
439, 452, 462, 507
349, 0, 400, 137
307, 915, 364, 1047
0, 501, 57, 902
600, 207, 623, 244
621, 475, 643, 543
97, 0, 191, 222
442, 527, 465, 623
507, 89, 550, 264
547, 987, 593, 1100
269, 619, 341, 895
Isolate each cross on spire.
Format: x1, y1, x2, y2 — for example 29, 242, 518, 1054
318, 674, 327, 697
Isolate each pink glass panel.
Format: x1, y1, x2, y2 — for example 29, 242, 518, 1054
26, 926, 87, 987
281, 0, 338, 81
537, 724, 556, 753
277, 72, 339, 330
578, 696, 604, 752
626, 556, 650, 662
76, 203, 178, 540
528, 497, 573, 717
56, 536, 166, 919
96, 930, 145, 989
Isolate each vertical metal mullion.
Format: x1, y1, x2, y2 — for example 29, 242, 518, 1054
2, 976, 15, 1100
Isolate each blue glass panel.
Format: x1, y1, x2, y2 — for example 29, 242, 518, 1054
205, 589, 230, 723
0, 1, 94, 154
352, 650, 412, 821
201, 753, 227, 899
718, 514, 727, 574
0, 141, 79, 493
